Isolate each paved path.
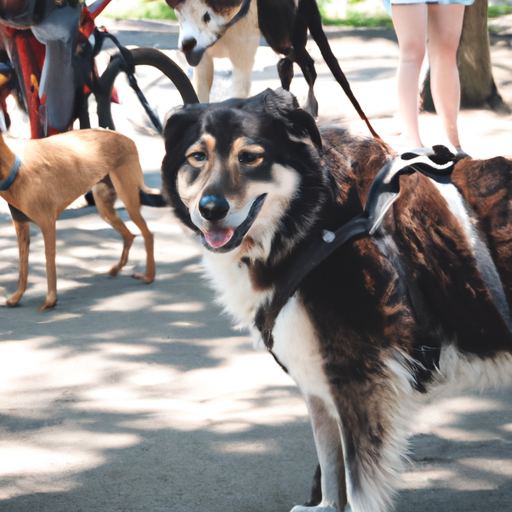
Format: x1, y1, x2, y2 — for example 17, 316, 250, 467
1, 15, 512, 512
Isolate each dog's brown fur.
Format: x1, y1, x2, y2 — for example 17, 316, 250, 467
0, 128, 155, 310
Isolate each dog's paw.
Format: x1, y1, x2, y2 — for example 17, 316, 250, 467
6, 293, 22, 307
38, 301, 56, 311
132, 272, 154, 284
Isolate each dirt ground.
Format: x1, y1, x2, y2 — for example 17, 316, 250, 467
1, 15, 512, 512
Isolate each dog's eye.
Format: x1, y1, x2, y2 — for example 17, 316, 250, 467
239, 152, 263, 166
203, 12, 211, 23
187, 152, 207, 166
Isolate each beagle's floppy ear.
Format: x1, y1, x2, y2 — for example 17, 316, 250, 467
165, 0, 184, 8
261, 88, 322, 151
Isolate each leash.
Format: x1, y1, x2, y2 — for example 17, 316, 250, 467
0, 155, 22, 191
256, 146, 461, 348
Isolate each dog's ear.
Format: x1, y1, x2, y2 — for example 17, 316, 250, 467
261, 88, 322, 151
163, 104, 206, 158
162, 104, 207, 233
165, 0, 184, 8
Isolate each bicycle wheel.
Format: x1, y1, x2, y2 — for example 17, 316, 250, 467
96, 46, 198, 137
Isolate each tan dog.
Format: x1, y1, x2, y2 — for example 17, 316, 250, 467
0, 128, 156, 310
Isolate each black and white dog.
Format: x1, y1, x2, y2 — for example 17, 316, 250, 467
165, 0, 377, 137
161, 88, 512, 512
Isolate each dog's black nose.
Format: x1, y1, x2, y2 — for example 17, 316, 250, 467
181, 38, 197, 54
199, 195, 229, 221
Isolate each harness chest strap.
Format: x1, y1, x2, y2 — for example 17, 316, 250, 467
0, 155, 22, 191
256, 148, 461, 348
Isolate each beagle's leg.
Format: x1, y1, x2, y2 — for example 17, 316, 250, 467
194, 52, 214, 103
229, 37, 258, 98
6, 218, 30, 307
291, 395, 347, 512
92, 181, 136, 277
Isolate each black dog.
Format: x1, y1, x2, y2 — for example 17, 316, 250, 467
162, 88, 512, 512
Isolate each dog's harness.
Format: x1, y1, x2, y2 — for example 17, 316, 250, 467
257, 147, 463, 346
224, 0, 251, 30
0, 155, 22, 191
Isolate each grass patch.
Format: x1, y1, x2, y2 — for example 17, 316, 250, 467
321, 12, 393, 27
489, 4, 512, 17
102, 0, 177, 21
101, 0, 507, 29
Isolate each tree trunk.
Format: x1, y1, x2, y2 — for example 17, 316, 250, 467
421, 0, 509, 113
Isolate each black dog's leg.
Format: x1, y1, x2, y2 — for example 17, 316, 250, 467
300, 0, 380, 139
291, 3, 319, 117
277, 56, 294, 91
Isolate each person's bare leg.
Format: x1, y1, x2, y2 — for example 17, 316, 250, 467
427, 4, 466, 151
391, 4, 428, 148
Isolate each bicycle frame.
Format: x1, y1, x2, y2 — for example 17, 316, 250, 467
0, 0, 115, 138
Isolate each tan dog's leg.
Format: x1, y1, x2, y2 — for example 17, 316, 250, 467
92, 180, 136, 277
6, 219, 30, 307
125, 207, 155, 284
38, 219, 58, 311
108, 174, 155, 284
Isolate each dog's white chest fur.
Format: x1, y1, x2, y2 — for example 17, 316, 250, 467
202, 251, 335, 414
271, 296, 337, 413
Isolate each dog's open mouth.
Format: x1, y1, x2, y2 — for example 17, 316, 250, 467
201, 194, 267, 253
204, 228, 235, 249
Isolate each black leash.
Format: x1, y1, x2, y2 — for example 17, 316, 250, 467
225, 0, 252, 29
257, 146, 461, 347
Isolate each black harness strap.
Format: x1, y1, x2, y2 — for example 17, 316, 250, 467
257, 147, 459, 347
224, 0, 252, 30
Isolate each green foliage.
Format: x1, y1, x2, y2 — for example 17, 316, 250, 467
488, 4, 512, 17
322, 11, 392, 27
102, 0, 177, 21
101, 0, 507, 28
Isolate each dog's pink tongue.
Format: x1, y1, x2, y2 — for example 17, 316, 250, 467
204, 228, 235, 249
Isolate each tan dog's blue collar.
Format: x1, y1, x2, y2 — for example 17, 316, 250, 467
0, 156, 22, 191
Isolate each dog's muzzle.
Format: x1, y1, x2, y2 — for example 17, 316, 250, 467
196, 194, 267, 253
180, 38, 206, 67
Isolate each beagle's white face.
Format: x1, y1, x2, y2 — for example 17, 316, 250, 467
174, 0, 242, 66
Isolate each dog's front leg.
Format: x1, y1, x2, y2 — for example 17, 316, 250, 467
38, 220, 58, 310
331, 369, 416, 512
291, 395, 347, 512
229, 40, 258, 99
6, 218, 30, 307
194, 53, 214, 103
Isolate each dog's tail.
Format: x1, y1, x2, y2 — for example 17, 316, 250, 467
139, 186, 167, 207
83, 188, 167, 208
301, 0, 381, 141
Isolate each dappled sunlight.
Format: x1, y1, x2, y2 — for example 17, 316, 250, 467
152, 301, 205, 313
90, 290, 157, 312
0, 23, 511, 508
